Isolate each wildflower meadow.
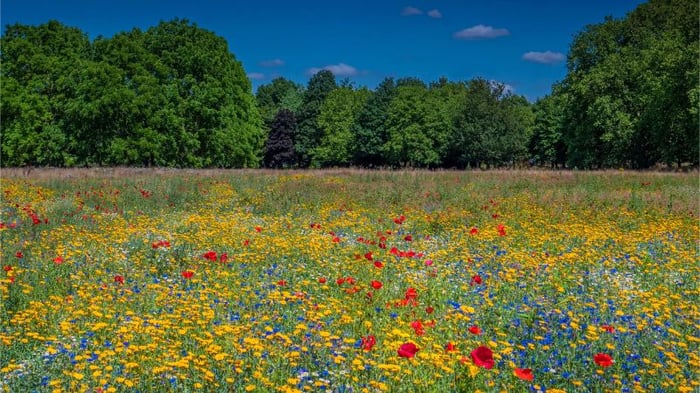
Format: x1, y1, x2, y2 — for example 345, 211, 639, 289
1, 169, 698, 393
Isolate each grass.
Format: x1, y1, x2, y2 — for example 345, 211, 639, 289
1, 168, 698, 393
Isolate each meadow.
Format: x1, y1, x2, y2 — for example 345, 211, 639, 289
1, 168, 698, 393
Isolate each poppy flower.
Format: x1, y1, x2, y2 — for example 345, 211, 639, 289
318, 277, 327, 284
497, 224, 506, 236
514, 368, 534, 381
470, 227, 479, 235
601, 325, 615, 333
114, 275, 124, 284
255, 226, 262, 233
410, 320, 425, 336
471, 346, 494, 369
398, 342, 419, 358
182, 271, 194, 279
219, 253, 228, 263
202, 251, 217, 261
15, 251, 23, 259
371, 280, 383, 290
3, 265, 12, 272
594, 353, 613, 367
53, 256, 64, 264
361, 335, 376, 351
445, 342, 456, 352
277, 280, 287, 286
470, 275, 483, 285
468, 325, 482, 335
374, 261, 384, 268
404, 234, 413, 241
336, 278, 345, 285
393, 215, 406, 224
426, 306, 434, 314
332, 236, 340, 243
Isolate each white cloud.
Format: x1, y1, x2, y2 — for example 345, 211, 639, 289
306, 63, 358, 77
454, 24, 510, 39
247, 72, 265, 80
427, 9, 442, 18
260, 58, 285, 67
401, 6, 423, 16
489, 80, 515, 95
522, 51, 565, 64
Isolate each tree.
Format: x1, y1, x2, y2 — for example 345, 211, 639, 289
256, 77, 304, 126
383, 83, 450, 167
351, 77, 397, 167
560, 0, 699, 168
529, 88, 567, 168
1, 20, 90, 166
295, 70, 337, 167
312, 87, 371, 167
264, 109, 297, 168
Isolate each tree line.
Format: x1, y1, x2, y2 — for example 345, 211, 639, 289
2, 0, 697, 169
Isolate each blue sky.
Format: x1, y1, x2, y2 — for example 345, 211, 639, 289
2, 0, 646, 101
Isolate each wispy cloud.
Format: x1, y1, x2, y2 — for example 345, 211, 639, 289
427, 9, 442, 18
260, 58, 285, 67
306, 63, 358, 77
522, 51, 565, 64
401, 6, 423, 16
454, 24, 510, 39
247, 72, 265, 80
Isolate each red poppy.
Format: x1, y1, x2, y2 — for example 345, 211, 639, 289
445, 342, 457, 352
393, 215, 406, 224
404, 234, 413, 241
426, 306, 434, 314
471, 346, 494, 369
470, 275, 483, 285
318, 277, 327, 284
468, 325, 482, 335
332, 236, 340, 243
514, 368, 534, 381
53, 256, 64, 264
255, 226, 262, 233
361, 335, 376, 351
410, 320, 424, 336
243, 239, 250, 246
3, 265, 12, 272
470, 227, 479, 235
371, 280, 383, 290
15, 251, 23, 259
345, 277, 356, 285
220, 253, 229, 263
202, 251, 217, 261
364, 252, 373, 260
336, 278, 345, 285
182, 270, 194, 279
601, 325, 615, 333
398, 342, 419, 358
593, 353, 613, 367
277, 280, 287, 286
114, 275, 124, 284
374, 261, 384, 268
497, 224, 506, 236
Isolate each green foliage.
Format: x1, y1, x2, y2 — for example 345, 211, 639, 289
312, 87, 371, 167
351, 77, 397, 166
295, 70, 337, 167
256, 77, 304, 126
264, 109, 297, 168
559, 0, 699, 169
1, 19, 262, 168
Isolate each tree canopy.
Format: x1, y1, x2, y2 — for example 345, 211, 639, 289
3, 1, 697, 170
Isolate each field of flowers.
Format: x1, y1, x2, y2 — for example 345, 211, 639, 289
1, 169, 698, 393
